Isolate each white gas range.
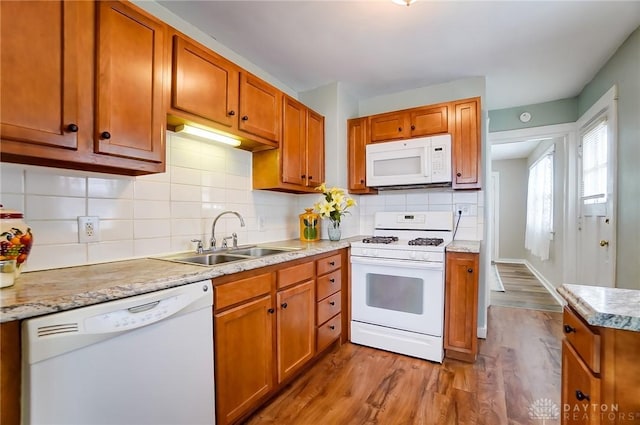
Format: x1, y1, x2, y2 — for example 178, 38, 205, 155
350, 211, 453, 363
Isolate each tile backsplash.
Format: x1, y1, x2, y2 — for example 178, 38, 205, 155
1, 131, 483, 272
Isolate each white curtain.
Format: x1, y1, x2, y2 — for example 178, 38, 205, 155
525, 152, 554, 260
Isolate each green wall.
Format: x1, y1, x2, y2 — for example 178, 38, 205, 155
579, 26, 640, 290
488, 97, 578, 132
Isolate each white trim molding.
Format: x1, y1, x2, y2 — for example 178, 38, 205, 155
524, 261, 567, 307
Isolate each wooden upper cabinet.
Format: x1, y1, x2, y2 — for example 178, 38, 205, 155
171, 35, 239, 128
253, 96, 324, 193
239, 73, 281, 143
410, 105, 448, 137
0, 0, 80, 150
306, 109, 325, 188
95, 1, 166, 163
276, 280, 316, 383
347, 117, 377, 195
281, 96, 307, 186
452, 98, 481, 189
369, 111, 409, 142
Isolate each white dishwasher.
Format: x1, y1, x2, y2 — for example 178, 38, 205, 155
22, 280, 215, 425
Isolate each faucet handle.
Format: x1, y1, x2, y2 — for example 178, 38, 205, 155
232, 232, 238, 248
221, 235, 233, 249
191, 239, 204, 254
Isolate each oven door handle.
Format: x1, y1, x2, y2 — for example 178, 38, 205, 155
351, 256, 443, 270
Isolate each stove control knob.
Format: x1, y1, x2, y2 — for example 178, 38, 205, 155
362, 249, 369, 256
409, 251, 417, 260
372, 249, 379, 257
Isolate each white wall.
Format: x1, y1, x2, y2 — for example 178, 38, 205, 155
0, 133, 302, 272
491, 159, 527, 260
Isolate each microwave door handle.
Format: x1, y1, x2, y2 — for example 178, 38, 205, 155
423, 144, 432, 179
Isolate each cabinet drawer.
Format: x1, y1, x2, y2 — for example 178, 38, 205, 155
277, 261, 314, 290
215, 273, 272, 311
563, 307, 601, 373
316, 254, 341, 275
561, 340, 601, 425
317, 292, 341, 325
316, 270, 341, 300
317, 313, 341, 352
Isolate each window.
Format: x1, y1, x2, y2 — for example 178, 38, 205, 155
525, 148, 554, 261
580, 118, 608, 205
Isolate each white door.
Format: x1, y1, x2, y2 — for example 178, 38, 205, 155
576, 115, 616, 287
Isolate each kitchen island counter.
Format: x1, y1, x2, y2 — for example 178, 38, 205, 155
0, 238, 356, 323
558, 283, 640, 332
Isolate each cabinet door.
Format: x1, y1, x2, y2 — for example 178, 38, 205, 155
452, 98, 481, 189
306, 109, 325, 188
444, 252, 479, 362
95, 1, 165, 163
0, 1, 80, 150
277, 280, 315, 383
369, 111, 409, 142
347, 117, 377, 194
410, 105, 448, 137
281, 96, 306, 186
561, 340, 601, 425
171, 35, 239, 128
215, 295, 274, 425
239, 73, 281, 143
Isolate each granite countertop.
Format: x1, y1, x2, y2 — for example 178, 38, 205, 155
0, 238, 354, 323
558, 284, 640, 332
446, 240, 481, 254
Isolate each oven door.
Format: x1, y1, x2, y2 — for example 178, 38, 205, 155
350, 256, 444, 336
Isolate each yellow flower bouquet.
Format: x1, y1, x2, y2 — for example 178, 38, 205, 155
313, 183, 356, 240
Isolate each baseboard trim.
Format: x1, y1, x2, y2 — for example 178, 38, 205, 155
495, 258, 526, 264
477, 326, 487, 339
523, 261, 567, 307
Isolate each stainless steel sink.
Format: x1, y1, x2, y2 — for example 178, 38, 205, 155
228, 247, 294, 257
176, 253, 250, 265
157, 245, 300, 266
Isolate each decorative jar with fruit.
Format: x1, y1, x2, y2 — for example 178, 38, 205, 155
0, 205, 34, 277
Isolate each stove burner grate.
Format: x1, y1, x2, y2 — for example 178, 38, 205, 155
408, 237, 445, 246
362, 236, 399, 244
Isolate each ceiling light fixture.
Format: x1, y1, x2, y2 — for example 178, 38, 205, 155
392, 0, 417, 6
175, 124, 241, 147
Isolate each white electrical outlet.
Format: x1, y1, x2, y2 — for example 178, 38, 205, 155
78, 216, 100, 243
455, 204, 477, 217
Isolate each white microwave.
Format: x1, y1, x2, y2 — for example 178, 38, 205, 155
365, 134, 452, 188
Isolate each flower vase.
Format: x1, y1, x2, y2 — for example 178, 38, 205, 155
299, 208, 320, 242
327, 220, 341, 241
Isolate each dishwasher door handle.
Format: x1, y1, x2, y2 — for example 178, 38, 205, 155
128, 300, 160, 314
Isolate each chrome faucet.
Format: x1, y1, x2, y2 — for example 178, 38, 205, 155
211, 211, 245, 250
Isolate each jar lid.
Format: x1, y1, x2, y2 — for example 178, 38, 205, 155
0, 205, 24, 219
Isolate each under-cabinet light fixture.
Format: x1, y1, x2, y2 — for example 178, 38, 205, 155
175, 124, 241, 147
392, 0, 417, 6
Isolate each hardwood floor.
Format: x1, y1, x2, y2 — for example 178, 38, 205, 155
491, 263, 562, 312
245, 307, 563, 425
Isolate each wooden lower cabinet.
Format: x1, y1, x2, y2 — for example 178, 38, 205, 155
276, 280, 315, 382
214, 294, 274, 425
444, 251, 479, 362
213, 249, 347, 425
561, 307, 640, 425
1, 321, 21, 425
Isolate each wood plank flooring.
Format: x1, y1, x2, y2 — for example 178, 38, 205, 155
491, 263, 562, 312
245, 306, 563, 425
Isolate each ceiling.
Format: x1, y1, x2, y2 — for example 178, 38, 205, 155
491, 139, 542, 161
157, 1, 639, 110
